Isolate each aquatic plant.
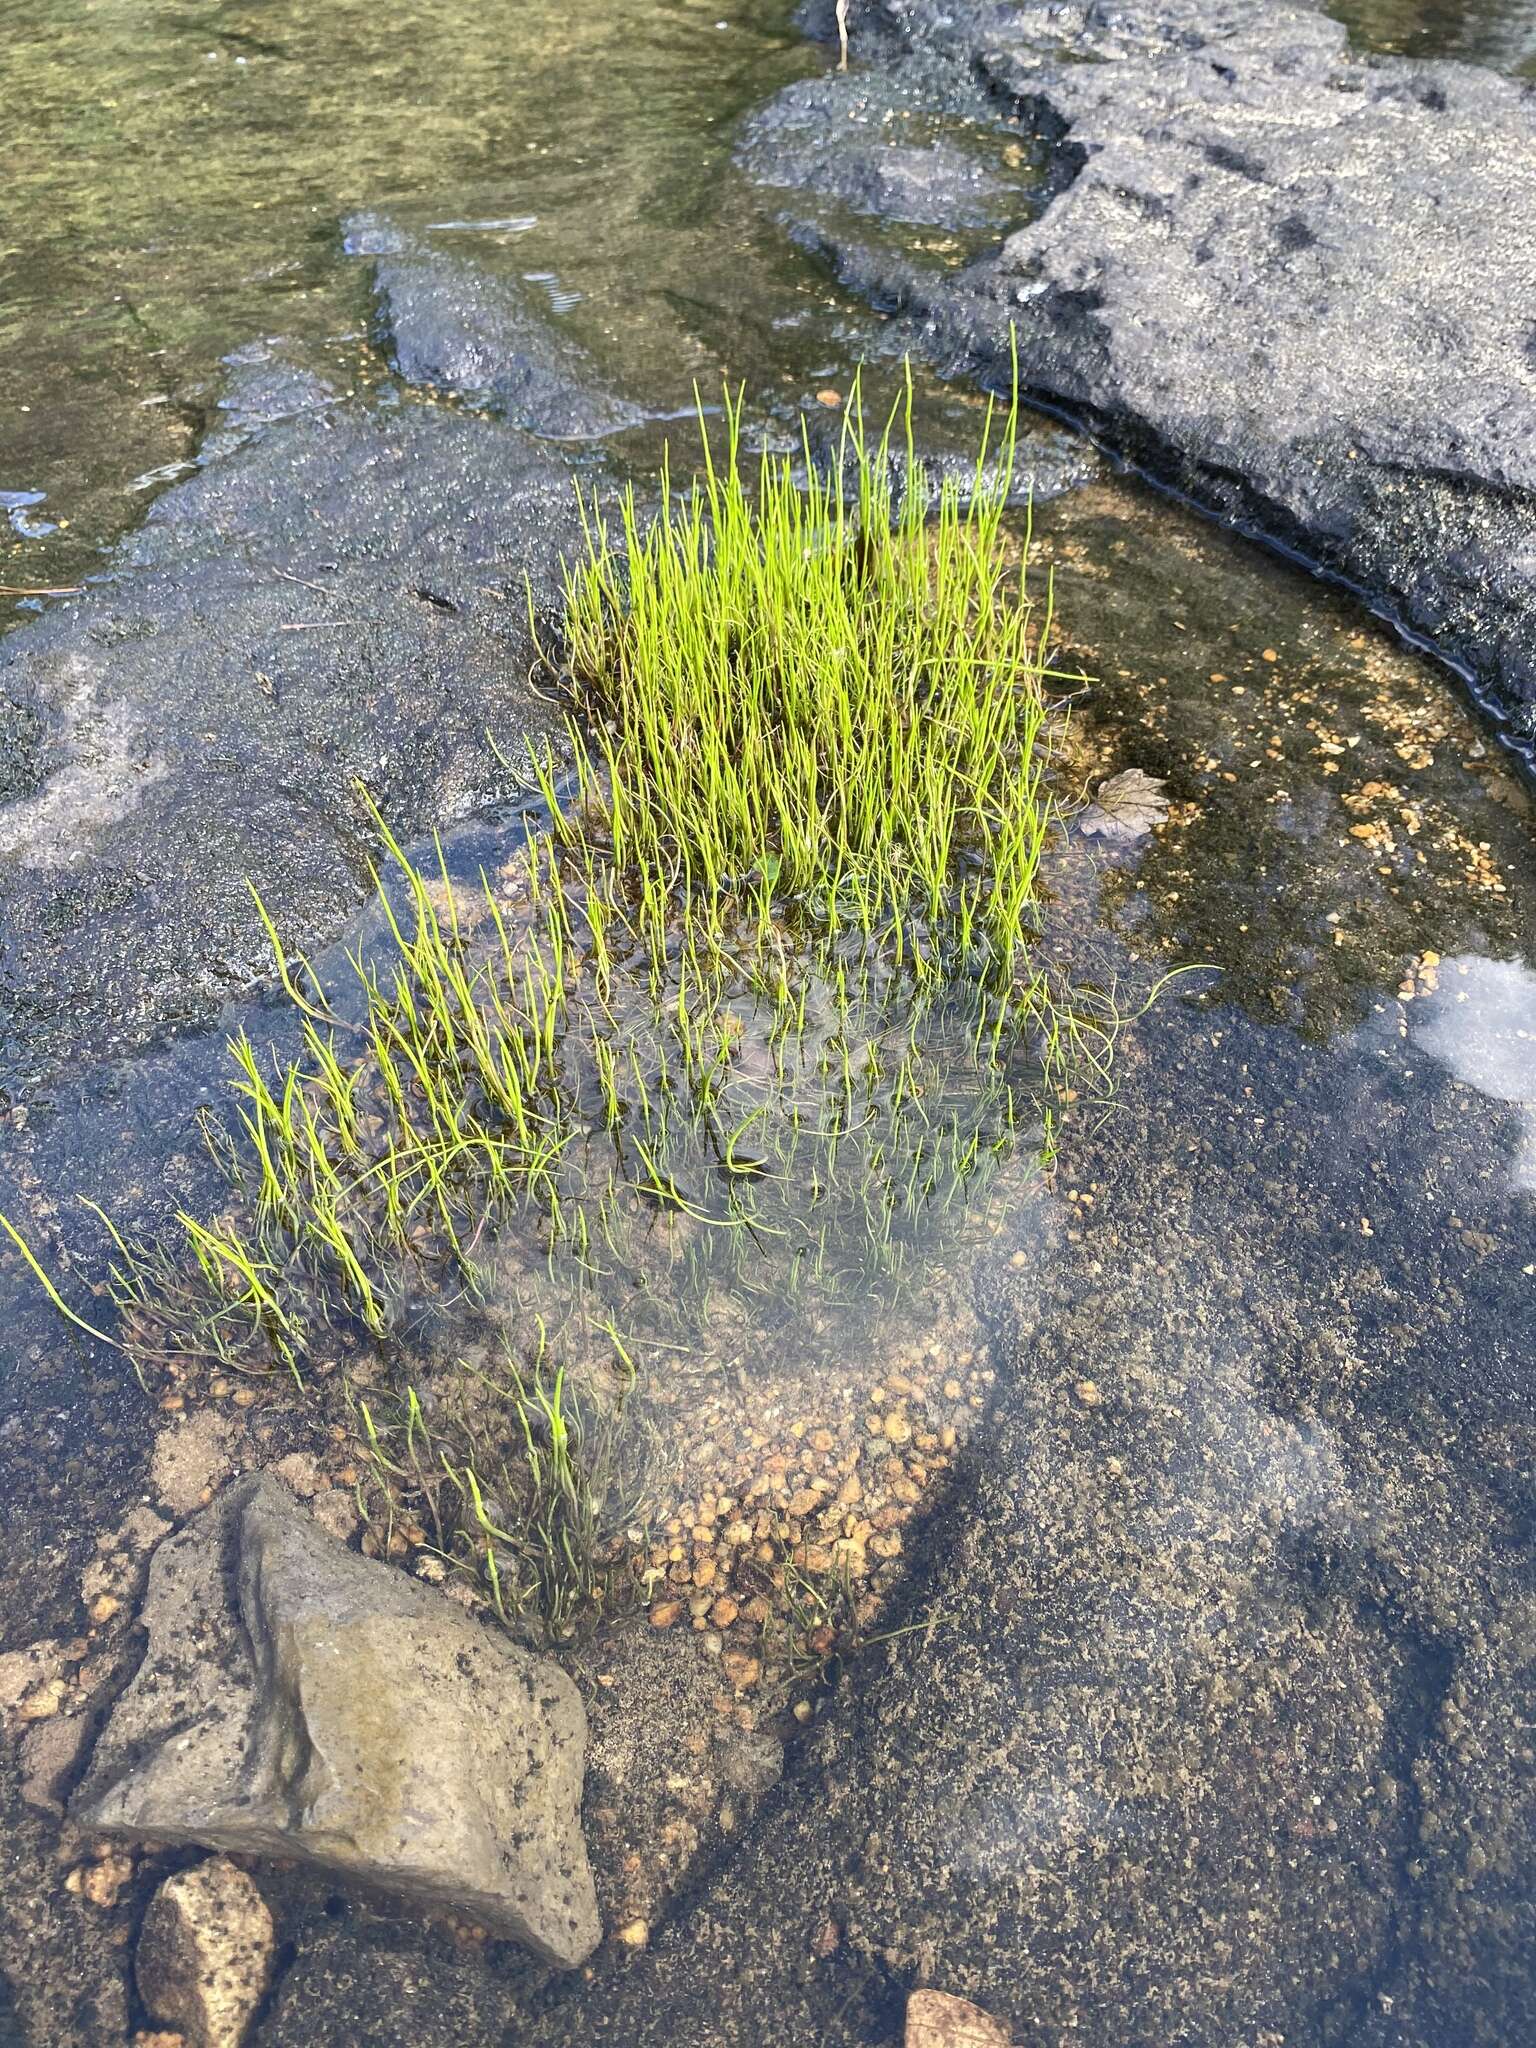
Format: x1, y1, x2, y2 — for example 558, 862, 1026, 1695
547, 365, 1058, 997
0, 363, 1103, 1641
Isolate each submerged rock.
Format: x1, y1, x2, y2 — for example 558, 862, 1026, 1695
0, 384, 580, 1086
741, 0, 1536, 744
346, 212, 646, 438
73, 1474, 600, 1968
738, 74, 1016, 231
136, 1858, 274, 2048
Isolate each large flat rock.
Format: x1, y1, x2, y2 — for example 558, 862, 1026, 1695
741, 0, 1536, 745
73, 1474, 601, 1968
0, 368, 582, 1088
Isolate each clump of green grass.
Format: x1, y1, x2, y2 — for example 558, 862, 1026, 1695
546, 364, 1058, 989
0, 361, 1109, 1644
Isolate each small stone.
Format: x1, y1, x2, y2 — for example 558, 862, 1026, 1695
151, 1412, 232, 1517
90, 1595, 122, 1626
649, 1600, 685, 1630
1073, 1379, 1103, 1408
708, 1596, 740, 1629
616, 1918, 649, 1948
0, 1639, 64, 1712
720, 1649, 762, 1691
137, 1858, 274, 2048
270, 1451, 323, 1498
67, 1850, 135, 1910
20, 1708, 92, 1813
905, 1988, 1012, 2046
17, 1676, 69, 1722
307, 1488, 360, 1544
881, 1409, 911, 1444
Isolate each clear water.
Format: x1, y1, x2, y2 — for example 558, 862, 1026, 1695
0, 0, 1533, 2042
1331, 0, 1536, 68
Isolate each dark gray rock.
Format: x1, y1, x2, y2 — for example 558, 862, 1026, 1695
742, 0, 1536, 744
738, 74, 1016, 229
74, 1473, 601, 1967
346, 212, 646, 438
0, 391, 581, 1087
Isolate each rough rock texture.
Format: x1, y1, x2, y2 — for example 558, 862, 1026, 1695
136, 1857, 274, 2048
741, 0, 1536, 744
738, 73, 1017, 230
346, 213, 646, 438
0, 379, 582, 1088
73, 1474, 600, 1968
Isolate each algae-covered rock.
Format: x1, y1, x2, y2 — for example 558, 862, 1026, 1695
74, 1474, 600, 1967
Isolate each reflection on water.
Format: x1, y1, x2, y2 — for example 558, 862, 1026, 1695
1413, 954, 1536, 1189
1330, 0, 1536, 68
1, 0, 830, 590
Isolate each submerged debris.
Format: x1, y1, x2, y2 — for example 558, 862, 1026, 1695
1077, 767, 1170, 843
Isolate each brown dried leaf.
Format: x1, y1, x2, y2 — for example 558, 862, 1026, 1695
1078, 766, 1170, 842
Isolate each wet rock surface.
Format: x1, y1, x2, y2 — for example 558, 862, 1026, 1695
738, 73, 1018, 230
346, 213, 647, 438
0, 382, 581, 1090
74, 1474, 601, 1968
741, 0, 1536, 745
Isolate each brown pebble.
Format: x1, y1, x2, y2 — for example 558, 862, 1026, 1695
649, 1600, 684, 1630
1074, 1379, 1103, 1408
721, 1649, 762, 1691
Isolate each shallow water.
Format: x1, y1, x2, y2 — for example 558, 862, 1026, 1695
1331, 0, 1536, 67
1, 0, 837, 593
1, 0, 1533, 2042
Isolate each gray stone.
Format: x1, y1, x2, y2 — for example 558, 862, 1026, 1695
0, 388, 580, 1086
73, 1474, 600, 1967
741, 0, 1536, 744
136, 1857, 274, 2048
346, 212, 647, 439
738, 74, 1016, 230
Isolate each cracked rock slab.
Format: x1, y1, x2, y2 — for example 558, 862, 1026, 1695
73, 1474, 600, 1967
742, 0, 1536, 745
